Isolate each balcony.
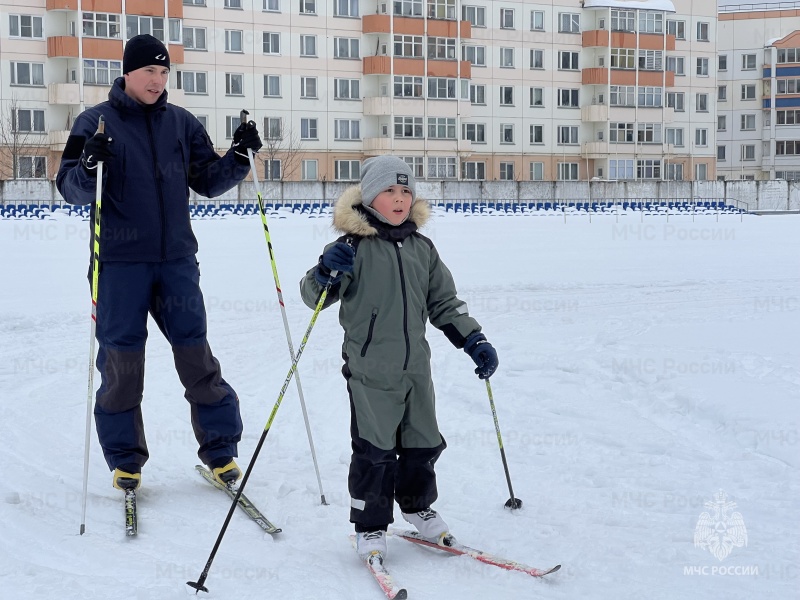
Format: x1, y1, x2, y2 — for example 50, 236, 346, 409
48, 36, 78, 58
582, 104, 608, 122
46, 0, 78, 10
48, 83, 80, 105
582, 30, 675, 51
582, 141, 607, 158
48, 130, 71, 151
363, 137, 392, 154
363, 96, 392, 116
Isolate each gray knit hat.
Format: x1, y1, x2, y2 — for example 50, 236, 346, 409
360, 155, 416, 207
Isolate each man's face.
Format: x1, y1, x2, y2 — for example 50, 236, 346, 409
123, 65, 169, 105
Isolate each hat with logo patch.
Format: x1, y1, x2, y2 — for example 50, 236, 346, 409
123, 34, 170, 74
360, 155, 417, 207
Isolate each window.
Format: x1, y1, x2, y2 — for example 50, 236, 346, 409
428, 156, 457, 179
470, 84, 485, 105
638, 50, 662, 71
300, 118, 318, 140
500, 47, 515, 68
611, 10, 635, 31
695, 128, 708, 147
225, 0, 242, 7
462, 5, 485, 27
395, 76, 423, 98
610, 48, 635, 69
695, 164, 708, 181
637, 123, 661, 143
666, 19, 685, 40
401, 156, 424, 178
665, 127, 684, 147
428, 0, 456, 20
500, 86, 514, 105
302, 159, 318, 180
264, 117, 282, 140
557, 125, 578, 145
225, 29, 243, 52
638, 86, 662, 107
639, 12, 663, 33
334, 119, 360, 140
741, 114, 756, 131
500, 124, 514, 143
717, 116, 726, 131
719, 55, 728, 71
83, 59, 121, 85
424, 40, 454, 65
777, 109, 800, 125
777, 48, 800, 63
742, 54, 756, 70
300, 77, 317, 98
609, 122, 634, 143
335, 78, 360, 100
334, 37, 359, 58
82, 13, 120, 39
263, 32, 280, 54
179, 71, 208, 94
395, 116, 424, 138
609, 159, 634, 179
696, 93, 708, 112
530, 162, 544, 180
530, 87, 544, 107
9, 14, 44, 39
11, 62, 44, 86
334, 0, 358, 17
300, 34, 317, 56
696, 22, 709, 41
226, 115, 240, 139
610, 85, 635, 106
13, 109, 45, 133
462, 123, 486, 143
667, 91, 685, 112
718, 85, 726, 101
462, 45, 486, 66
775, 141, 800, 155
664, 163, 682, 181
500, 8, 514, 29
530, 49, 544, 69
558, 162, 579, 180
225, 73, 243, 95
531, 10, 544, 31
530, 124, 543, 144
696, 57, 708, 76
741, 144, 756, 160
184, 0, 206, 5
637, 159, 661, 179
183, 26, 207, 50
127, 16, 165, 41
264, 74, 280, 96
428, 78, 457, 99
195, 115, 208, 130
462, 161, 486, 180
777, 79, 800, 94
264, 0, 280, 10
300, 0, 317, 14
717, 145, 726, 161
741, 84, 756, 100
335, 160, 360, 181
559, 13, 579, 33
559, 51, 579, 70
395, 35, 423, 58
428, 117, 456, 139
667, 56, 685, 76
499, 162, 515, 180
16, 156, 47, 179
557, 88, 579, 107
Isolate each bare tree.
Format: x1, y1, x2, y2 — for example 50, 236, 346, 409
260, 121, 304, 182
0, 96, 46, 180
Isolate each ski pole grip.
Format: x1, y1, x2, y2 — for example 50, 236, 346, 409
96, 115, 105, 135
240, 109, 249, 125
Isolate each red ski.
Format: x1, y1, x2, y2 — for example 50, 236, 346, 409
349, 535, 408, 599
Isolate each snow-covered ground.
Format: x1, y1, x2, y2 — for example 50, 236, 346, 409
1, 209, 798, 600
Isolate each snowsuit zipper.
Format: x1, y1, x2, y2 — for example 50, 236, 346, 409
393, 241, 410, 370
360, 308, 378, 357
144, 112, 167, 261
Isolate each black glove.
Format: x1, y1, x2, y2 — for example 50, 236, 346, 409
314, 242, 355, 286
81, 132, 114, 176
231, 120, 263, 165
464, 332, 499, 380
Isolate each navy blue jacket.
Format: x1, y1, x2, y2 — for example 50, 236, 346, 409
57, 77, 250, 262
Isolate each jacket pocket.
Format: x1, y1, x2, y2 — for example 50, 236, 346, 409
360, 308, 378, 357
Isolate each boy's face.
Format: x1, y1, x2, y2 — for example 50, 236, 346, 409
124, 65, 169, 105
370, 185, 413, 225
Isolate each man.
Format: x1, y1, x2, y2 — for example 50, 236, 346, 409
57, 35, 263, 491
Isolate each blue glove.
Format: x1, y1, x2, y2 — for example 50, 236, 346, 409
463, 332, 499, 380
315, 242, 355, 286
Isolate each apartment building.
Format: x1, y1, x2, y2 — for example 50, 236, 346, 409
718, 2, 800, 180
0, 0, 723, 182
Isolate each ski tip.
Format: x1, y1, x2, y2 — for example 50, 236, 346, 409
545, 564, 562, 575
395, 589, 408, 599
186, 580, 209, 594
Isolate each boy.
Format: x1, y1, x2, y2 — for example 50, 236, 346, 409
300, 155, 499, 561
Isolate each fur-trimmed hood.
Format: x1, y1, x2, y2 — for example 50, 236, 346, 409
332, 185, 431, 237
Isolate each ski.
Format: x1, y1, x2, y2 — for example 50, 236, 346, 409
124, 488, 137, 537
195, 465, 282, 535
390, 529, 560, 578
349, 535, 408, 599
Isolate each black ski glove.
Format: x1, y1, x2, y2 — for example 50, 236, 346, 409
81, 132, 114, 176
231, 120, 263, 165
464, 332, 499, 380
314, 242, 355, 286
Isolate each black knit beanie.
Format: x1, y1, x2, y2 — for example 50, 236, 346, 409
123, 34, 170, 74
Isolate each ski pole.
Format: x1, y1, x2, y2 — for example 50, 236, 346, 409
239, 109, 327, 505
80, 115, 105, 535
187, 271, 339, 594
484, 379, 523, 510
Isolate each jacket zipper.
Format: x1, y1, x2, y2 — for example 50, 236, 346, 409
360, 308, 378, 357
393, 241, 410, 370
145, 112, 167, 261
